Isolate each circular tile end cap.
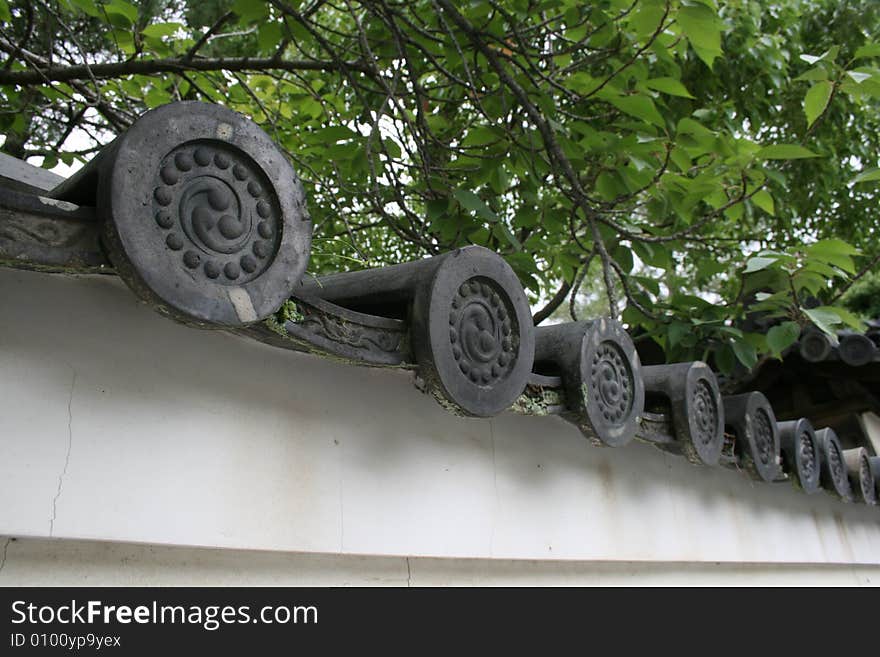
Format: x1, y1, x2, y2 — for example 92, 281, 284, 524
99, 101, 312, 328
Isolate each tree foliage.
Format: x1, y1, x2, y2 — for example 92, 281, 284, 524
1, 0, 878, 372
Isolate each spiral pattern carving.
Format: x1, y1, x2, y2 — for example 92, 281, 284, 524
691, 379, 719, 446
753, 407, 774, 466
152, 142, 280, 284
449, 277, 518, 385
590, 341, 633, 425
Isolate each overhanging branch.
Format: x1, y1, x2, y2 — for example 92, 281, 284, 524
0, 55, 375, 86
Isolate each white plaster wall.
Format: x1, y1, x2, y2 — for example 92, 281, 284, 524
1, 538, 878, 586
859, 412, 880, 455
1, 268, 880, 568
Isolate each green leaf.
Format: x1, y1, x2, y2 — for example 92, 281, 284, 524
142, 22, 183, 39
794, 270, 828, 296
312, 126, 359, 142
805, 238, 859, 259
803, 307, 843, 338
630, 0, 666, 37
805, 239, 859, 278
717, 325, 744, 339
804, 80, 833, 128
425, 114, 449, 135
380, 138, 400, 159
847, 71, 872, 84
566, 72, 600, 95
756, 144, 820, 160
724, 202, 743, 221
800, 53, 823, 65
800, 47, 838, 66
851, 168, 880, 184
0, 0, 11, 22
104, 0, 138, 24
678, 4, 723, 68
676, 117, 715, 137
715, 344, 735, 375
453, 189, 498, 223
462, 126, 502, 147
794, 67, 829, 82
494, 223, 522, 252
605, 94, 665, 127
257, 22, 282, 53
633, 241, 671, 270
633, 275, 660, 295
766, 321, 801, 357
324, 143, 356, 160
752, 189, 775, 215
854, 44, 880, 60
667, 321, 690, 347
644, 77, 695, 99
233, 0, 270, 22
732, 339, 758, 369
613, 243, 634, 273
743, 255, 779, 273
144, 85, 171, 108
820, 306, 865, 331
67, 0, 102, 18
799, 260, 841, 279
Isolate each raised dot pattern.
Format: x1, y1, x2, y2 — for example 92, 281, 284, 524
753, 407, 774, 466
799, 431, 816, 481
590, 341, 633, 425
860, 455, 875, 501
152, 143, 280, 285
828, 439, 845, 486
691, 379, 719, 447
449, 277, 518, 386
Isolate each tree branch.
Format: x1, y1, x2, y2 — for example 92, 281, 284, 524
435, 0, 620, 316
0, 55, 375, 85
830, 251, 880, 304
532, 279, 572, 325
185, 11, 235, 61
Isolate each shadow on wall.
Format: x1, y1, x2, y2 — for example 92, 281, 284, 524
1, 268, 878, 560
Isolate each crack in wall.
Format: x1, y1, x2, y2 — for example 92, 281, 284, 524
0, 538, 11, 575
49, 371, 76, 537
